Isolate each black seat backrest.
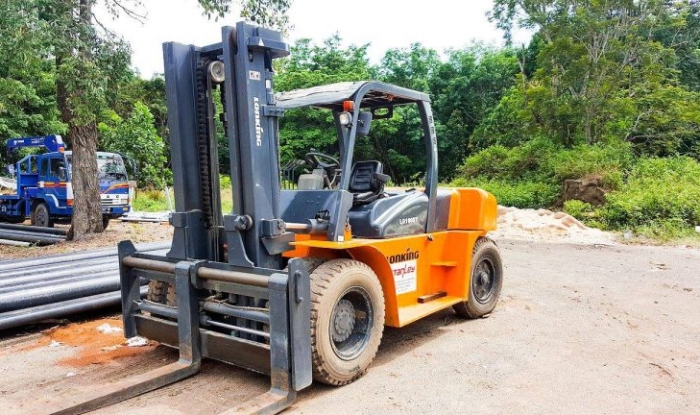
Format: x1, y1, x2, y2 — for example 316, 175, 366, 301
349, 160, 383, 194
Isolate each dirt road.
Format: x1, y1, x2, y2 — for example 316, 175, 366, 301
1, 239, 698, 415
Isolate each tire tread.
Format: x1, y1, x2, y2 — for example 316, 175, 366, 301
310, 259, 384, 386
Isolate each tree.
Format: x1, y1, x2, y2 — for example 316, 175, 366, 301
276, 37, 373, 165
39, 0, 292, 240
489, 0, 696, 150
429, 46, 520, 177
198, 0, 291, 29
656, 0, 700, 92
378, 43, 441, 93
0, 1, 66, 168
99, 102, 168, 187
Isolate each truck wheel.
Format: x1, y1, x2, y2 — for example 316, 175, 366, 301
454, 237, 503, 319
309, 259, 385, 386
102, 216, 110, 230
30, 203, 53, 228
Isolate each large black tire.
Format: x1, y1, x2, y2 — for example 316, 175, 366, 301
147, 280, 177, 306
454, 237, 503, 318
102, 216, 110, 230
30, 202, 53, 227
309, 259, 385, 386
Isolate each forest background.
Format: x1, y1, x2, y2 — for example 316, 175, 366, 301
1, 0, 699, 240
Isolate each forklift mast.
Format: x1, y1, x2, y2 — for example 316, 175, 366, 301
164, 22, 290, 269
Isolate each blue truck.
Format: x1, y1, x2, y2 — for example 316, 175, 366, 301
0, 135, 131, 228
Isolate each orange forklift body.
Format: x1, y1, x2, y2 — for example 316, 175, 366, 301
285, 187, 498, 327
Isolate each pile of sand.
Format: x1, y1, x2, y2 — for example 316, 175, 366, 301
491, 206, 616, 245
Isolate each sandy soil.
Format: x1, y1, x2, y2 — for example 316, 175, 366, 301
0, 238, 698, 414
0, 221, 173, 260
492, 206, 616, 245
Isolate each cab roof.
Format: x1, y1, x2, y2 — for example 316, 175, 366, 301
275, 81, 430, 111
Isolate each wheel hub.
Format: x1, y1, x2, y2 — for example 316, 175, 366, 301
331, 299, 355, 342
37, 210, 48, 226
478, 270, 490, 286
473, 260, 495, 303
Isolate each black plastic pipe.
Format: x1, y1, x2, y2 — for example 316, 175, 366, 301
0, 269, 117, 294
0, 287, 148, 331
0, 242, 170, 269
0, 223, 68, 236
0, 256, 117, 279
0, 230, 64, 246
0, 264, 117, 288
0, 228, 66, 239
0, 275, 122, 313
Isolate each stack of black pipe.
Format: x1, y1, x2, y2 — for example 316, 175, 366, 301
0, 223, 67, 245
0, 242, 170, 330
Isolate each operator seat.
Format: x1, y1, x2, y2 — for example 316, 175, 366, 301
349, 160, 390, 204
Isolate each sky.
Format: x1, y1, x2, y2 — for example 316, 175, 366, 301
95, 0, 532, 79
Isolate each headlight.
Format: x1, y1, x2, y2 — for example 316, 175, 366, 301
338, 111, 352, 126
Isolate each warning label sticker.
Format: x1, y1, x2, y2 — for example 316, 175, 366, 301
391, 260, 417, 295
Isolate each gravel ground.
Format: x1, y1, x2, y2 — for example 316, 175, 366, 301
0, 238, 698, 414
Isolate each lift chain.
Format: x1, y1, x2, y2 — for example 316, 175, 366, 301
194, 57, 215, 229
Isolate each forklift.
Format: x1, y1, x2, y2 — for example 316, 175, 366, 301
45, 22, 502, 415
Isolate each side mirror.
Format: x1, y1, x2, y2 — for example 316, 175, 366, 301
58, 167, 67, 181
7, 165, 15, 177
356, 111, 372, 137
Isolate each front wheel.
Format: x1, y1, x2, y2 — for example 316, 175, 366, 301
30, 202, 53, 228
309, 259, 385, 386
454, 237, 503, 319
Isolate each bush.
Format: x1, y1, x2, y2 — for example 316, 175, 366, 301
451, 177, 559, 209
633, 219, 700, 242
600, 157, 700, 229
547, 141, 633, 190
459, 145, 510, 179
132, 189, 169, 212
457, 139, 633, 209
563, 200, 594, 221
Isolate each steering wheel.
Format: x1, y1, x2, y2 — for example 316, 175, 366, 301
304, 151, 340, 170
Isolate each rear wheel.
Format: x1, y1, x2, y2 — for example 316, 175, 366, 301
454, 237, 503, 318
30, 202, 53, 227
309, 259, 385, 385
102, 216, 110, 230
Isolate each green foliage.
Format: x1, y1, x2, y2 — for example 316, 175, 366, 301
489, 0, 699, 153
546, 141, 634, 188
197, 0, 291, 30
132, 189, 170, 212
600, 157, 700, 230
0, 1, 66, 168
99, 102, 168, 187
632, 220, 700, 243
277, 37, 373, 169
378, 43, 441, 92
459, 137, 556, 182
457, 139, 636, 210
451, 176, 559, 209
132, 175, 232, 213
563, 200, 594, 221
430, 46, 521, 176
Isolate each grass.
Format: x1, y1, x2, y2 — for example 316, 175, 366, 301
132, 176, 233, 213
132, 188, 173, 212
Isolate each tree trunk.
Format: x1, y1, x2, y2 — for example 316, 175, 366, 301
56, 0, 104, 239
70, 122, 103, 239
